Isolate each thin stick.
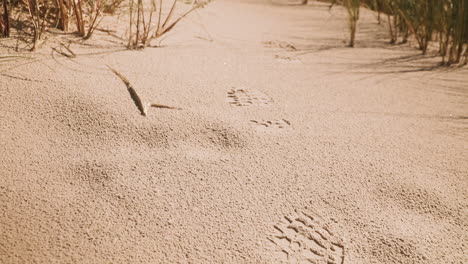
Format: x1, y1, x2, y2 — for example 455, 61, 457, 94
128, 0, 134, 48
107, 65, 147, 116
150, 103, 181, 110
60, 42, 76, 58
162, 0, 177, 30
156, 0, 162, 36
160, 4, 200, 36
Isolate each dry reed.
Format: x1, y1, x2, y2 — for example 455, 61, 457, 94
330, 0, 468, 65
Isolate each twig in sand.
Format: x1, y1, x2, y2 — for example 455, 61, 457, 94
107, 65, 182, 116
149, 103, 181, 110
94, 28, 117, 34
60, 43, 76, 57
107, 65, 147, 116
52, 42, 77, 58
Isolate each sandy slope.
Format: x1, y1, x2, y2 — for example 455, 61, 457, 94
1, 1, 467, 263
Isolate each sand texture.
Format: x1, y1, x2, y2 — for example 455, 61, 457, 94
1, 1, 467, 263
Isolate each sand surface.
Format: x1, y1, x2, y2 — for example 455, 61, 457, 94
1, 1, 467, 263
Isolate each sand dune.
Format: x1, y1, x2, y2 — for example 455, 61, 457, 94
1, 1, 467, 263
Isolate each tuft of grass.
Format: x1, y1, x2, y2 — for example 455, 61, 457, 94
0, 0, 212, 50
1, 0, 104, 49
330, 0, 468, 65
127, 0, 213, 49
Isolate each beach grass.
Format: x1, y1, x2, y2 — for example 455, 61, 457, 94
0, 0, 211, 50
357, 0, 468, 65
1, 0, 467, 65
326, 0, 467, 65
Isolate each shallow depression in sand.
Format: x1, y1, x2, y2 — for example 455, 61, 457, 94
51, 94, 249, 151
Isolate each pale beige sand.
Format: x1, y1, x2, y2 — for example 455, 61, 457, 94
1, 1, 467, 263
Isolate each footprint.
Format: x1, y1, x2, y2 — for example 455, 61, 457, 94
250, 119, 291, 131
227, 88, 273, 106
275, 55, 302, 64
262, 40, 297, 51
266, 211, 345, 264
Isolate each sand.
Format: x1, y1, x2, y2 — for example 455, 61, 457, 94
1, 0, 467, 263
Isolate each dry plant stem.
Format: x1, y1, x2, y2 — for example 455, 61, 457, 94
1, 0, 10, 37
40, 3, 51, 37
156, 0, 162, 33
103, 0, 125, 14
57, 0, 69, 31
107, 66, 182, 115
135, 0, 141, 46
85, 13, 103, 40
141, 0, 156, 45
150, 103, 181, 110
107, 65, 147, 116
142, 12, 152, 44
73, 0, 85, 36
193, 8, 214, 41
394, 7, 423, 51
464, 49, 468, 65
27, 0, 40, 51
161, 0, 177, 30
331, 0, 359, 47
53, 43, 76, 58
387, 14, 395, 44
131, 0, 155, 47
127, 0, 202, 48
344, 0, 360, 47
128, 0, 134, 48
60, 42, 76, 57
153, 4, 200, 40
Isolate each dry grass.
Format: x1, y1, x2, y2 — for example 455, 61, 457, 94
107, 65, 181, 116
1, 0, 466, 66
362, 0, 466, 65
328, 0, 468, 65
0, 0, 212, 50
107, 65, 148, 116
127, 0, 213, 49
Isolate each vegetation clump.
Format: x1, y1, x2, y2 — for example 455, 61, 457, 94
1, 0, 467, 65
0, 0, 212, 50
330, 0, 468, 65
